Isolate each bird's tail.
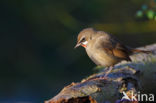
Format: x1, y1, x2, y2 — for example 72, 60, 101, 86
131, 49, 151, 54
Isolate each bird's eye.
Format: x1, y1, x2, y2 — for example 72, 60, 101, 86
80, 38, 85, 43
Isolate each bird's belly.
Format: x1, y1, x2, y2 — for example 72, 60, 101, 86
86, 49, 120, 67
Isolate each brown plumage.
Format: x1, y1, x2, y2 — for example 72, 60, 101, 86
75, 28, 150, 67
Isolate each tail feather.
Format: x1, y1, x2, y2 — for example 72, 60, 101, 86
131, 49, 151, 54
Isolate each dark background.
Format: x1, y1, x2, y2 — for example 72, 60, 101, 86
0, 0, 156, 103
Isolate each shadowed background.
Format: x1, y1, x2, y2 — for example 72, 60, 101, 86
0, 0, 156, 103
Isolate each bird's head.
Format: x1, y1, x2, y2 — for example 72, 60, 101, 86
74, 28, 96, 48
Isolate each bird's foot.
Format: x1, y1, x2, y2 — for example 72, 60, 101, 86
104, 66, 113, 77
90, 76, 108, 81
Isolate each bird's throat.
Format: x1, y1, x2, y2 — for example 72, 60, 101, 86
81, 44, 87, 48
81, 41, 88, 48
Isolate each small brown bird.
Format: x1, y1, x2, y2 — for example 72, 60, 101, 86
75, 28, 150, 76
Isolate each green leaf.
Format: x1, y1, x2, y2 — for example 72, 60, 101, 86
142, 4, 147, 11
136, 10, 143, 17
147, 10, 154, 19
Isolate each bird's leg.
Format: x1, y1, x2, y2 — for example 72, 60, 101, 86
104, 66, 113, 77
82, 66, 113, 82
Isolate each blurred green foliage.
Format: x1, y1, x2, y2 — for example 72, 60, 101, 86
136, 0, 156, 20
0, 0, 156, 103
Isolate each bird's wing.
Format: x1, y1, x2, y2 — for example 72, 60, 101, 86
112, 43, 131, 61
98, 36, 132, 61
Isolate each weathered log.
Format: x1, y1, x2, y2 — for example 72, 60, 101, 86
45, 43, 156, 103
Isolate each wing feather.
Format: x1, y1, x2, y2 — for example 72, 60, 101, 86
98, 35, 132, 61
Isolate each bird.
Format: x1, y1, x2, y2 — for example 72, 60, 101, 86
74, 28, 150, 76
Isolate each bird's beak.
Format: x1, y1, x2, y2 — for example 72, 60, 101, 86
74, 43, 81, 49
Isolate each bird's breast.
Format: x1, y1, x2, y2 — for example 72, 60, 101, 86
86, 47, 120, 67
